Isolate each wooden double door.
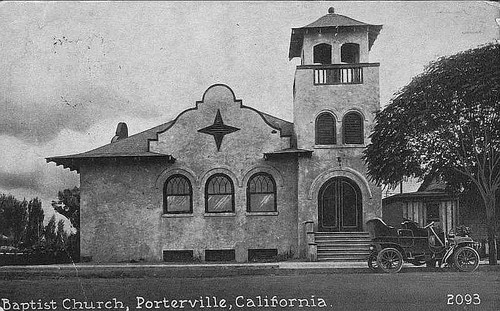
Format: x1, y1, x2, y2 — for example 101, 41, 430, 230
318, 177, 363, 232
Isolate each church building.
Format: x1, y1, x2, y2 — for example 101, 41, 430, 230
47, 8, 383, 263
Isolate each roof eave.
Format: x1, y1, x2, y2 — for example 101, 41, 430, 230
46, 154, 176, 173
263, 148, 313, 160
289, 29, 303, 60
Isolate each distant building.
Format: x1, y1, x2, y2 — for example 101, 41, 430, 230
47, 8, 384, 263
382, 179, 458, 235
382, 177, 499, 257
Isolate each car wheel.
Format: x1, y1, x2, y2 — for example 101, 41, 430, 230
453, 246, 479, 272
368, 252, 378, 271
376, 247, 403, 273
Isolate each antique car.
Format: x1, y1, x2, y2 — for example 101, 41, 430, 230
366, 218, 480, 273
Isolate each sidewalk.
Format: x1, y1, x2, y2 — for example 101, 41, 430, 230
1, 260, 498, 280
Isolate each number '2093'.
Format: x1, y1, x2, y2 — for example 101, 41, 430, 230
447, 294, 480, 305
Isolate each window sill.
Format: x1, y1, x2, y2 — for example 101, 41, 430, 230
314, 144, 365, 149
246, 211, 279, 216
204, 212, 236, 217
162, 214, 193, 218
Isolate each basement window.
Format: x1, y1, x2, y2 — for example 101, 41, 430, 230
163, 250, 194, 262
205, 250, 236, 262
248, 249, 278, 262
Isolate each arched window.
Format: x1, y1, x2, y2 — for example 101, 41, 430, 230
205, 174, 235, 213
313, 43, 332, 64
315, 112, 336, 145
343, 112, 364, 144
341, 43, 360, 64
164, 175, 192, 214
247, 173, 277, 212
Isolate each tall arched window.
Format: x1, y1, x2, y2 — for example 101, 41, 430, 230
341, 43, 360, 64
315, 112, 336, 145
343, 112, 364, 144
247, 173, 277, 212
205, 174, 235, 213
313, 43, 332, 64
164, 175, 192, 214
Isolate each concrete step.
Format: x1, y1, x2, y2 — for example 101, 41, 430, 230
317, 245, 371, 251
315, 232, 372, 261
315, 239, 371, 244
315, 232, 370, 237
315, 235, 371, 241
317, 254, 371, 261
317, 249, 370, 254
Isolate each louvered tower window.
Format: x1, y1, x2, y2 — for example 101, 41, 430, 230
315, 113, 336, 145
343, 112, 364, 144
164, 175, 192, 214
205, 174, 235, 213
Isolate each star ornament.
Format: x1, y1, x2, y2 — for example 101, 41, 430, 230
198, 109, 240, 151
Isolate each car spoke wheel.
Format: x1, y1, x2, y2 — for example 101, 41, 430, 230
453, 246, 479, 272
368, 252, 378, 271
376, 248, 403, 273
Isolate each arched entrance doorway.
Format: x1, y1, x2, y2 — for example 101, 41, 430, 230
318, 177, 362, 232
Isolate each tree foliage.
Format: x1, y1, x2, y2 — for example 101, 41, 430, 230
364, 43, 500, 264
52, 187, 80, 231
0, 194, 44, 248
51, 187, 80, 261
0, 192, 77, 264
23, 198, 44, 247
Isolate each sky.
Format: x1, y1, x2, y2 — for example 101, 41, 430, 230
0, 1, 499, 210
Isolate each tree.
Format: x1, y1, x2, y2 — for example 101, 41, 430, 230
52, 187, 80, 231
51, 187, 80, 261
22, 198, 45, 247
0, 194, 44, 248
55, 219, 68, 252
44, 215, 57, 248
364, 43, 500, 264
0, 194, 26, 245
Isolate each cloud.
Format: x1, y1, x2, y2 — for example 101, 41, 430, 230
0, 170, 42, 192
0, 86, 160, 144
0, 133, 79, 202
0, 4, 163, 144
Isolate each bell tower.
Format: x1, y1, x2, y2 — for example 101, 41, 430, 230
289, 7, 382, 149
289, 8, 383, 253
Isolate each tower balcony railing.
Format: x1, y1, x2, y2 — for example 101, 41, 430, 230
297, 63, 379, 86
314, 66, 362, 85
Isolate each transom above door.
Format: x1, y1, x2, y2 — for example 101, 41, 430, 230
318, 177, 362, 232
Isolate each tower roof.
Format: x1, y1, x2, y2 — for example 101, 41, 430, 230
304, 11, 373, 28
288, 8, 382, 59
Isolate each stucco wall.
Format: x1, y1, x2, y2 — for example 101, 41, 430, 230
293, 65, 380, 148
80, 85, 299, 263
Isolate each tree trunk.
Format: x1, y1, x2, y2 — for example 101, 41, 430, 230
485, 194, 497, 265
